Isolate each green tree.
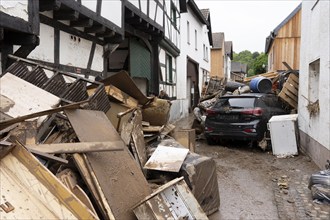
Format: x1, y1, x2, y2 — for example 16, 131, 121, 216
233, 50, 268, 76
252, 53, 268, 75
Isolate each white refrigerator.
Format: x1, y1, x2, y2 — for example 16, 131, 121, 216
268, 114, 299, 157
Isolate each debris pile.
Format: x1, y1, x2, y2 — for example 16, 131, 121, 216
0, 56, 220, 219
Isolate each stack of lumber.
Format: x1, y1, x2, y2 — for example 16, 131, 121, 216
243, 71, 279, 83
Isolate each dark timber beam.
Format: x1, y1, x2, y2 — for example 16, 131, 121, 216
70, 19, 93, 27
54, 10, 79, 21
96, 30, 115, 38
85, 25, 106, 34
39, 0, 61, 12
40, 14, 104, 45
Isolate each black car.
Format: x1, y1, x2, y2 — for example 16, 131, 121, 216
204, 93, 288, 145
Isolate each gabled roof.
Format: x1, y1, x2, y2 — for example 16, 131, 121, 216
200, 8, 213, 46
265, 3, 302, 53
212, 32, 224, 49
231, 62, 247, 73
224, 41, 233, 60
187, 0, 208, 26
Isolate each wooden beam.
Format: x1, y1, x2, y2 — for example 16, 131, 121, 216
96, 30, 115, 38
40, 14, 104, 45
0, 100, 88, 130
85, 25, 106, 33
39, 0, 61, 12
26, 141, 124, 154
70, 19, 93, 27
28, 149, 69, 164
54, 10, 79, 21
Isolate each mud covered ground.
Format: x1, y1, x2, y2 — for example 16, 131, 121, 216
174, 115, 328, 220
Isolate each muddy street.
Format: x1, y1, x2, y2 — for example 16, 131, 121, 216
174, 115, 328, 220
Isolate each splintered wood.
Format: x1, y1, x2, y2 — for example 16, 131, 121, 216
278, 74, 299, 109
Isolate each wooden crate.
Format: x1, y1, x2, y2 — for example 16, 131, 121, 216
278, 74, 299, 109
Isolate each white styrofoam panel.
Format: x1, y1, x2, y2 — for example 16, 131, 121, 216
101, 0, 122, 28
0, 73, 61, 125
28, 23, 55, 63
0, 0, 28, 21
81, 0, 96, 12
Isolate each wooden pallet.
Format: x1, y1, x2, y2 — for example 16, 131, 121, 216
278, 74, 299, 109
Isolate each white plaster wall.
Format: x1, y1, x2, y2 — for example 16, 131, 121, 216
177, 7, 211, 99
0, 0, 28, 21
28, 23, 55, 63
169, 99, 190, 122
60, 31, 103, 72
101, 0, 122, 28
298, 0, 330, 150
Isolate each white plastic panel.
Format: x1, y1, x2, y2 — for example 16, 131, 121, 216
101, 0, 122, 28
0, 0, 28, 21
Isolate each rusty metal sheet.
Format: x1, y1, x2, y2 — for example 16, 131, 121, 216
65, 109, 151, 220
144, 145, 189, 172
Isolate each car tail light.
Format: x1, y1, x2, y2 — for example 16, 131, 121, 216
206, 109, 217, 116
241, 107, 263, 116
244, 128, 257, 133
205, 127, 214, 132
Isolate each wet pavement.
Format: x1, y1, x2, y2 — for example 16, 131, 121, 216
173, 114, 330, 220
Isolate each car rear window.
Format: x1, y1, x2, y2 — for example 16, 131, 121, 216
214, 97, 256, 108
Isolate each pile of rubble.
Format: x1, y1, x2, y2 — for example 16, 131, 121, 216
195, 67, 300, 133
0, 56, 220, 219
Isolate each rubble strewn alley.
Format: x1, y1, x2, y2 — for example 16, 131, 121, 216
1, 0, 329, 220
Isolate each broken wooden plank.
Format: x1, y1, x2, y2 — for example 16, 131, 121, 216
0, 100, 88, 130
26, 141, 124, 154
131, 109, 147, 168
3, 142, 99, 219
73, 153, 111, 220
28, 149, 69, 164
66, 109, 151, 220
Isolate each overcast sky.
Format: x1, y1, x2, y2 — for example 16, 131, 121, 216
195, 0, 302, 53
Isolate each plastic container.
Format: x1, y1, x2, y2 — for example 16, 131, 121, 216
250, 76, 272, 93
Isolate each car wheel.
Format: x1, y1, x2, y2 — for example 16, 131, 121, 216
206, 136, 216, 145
